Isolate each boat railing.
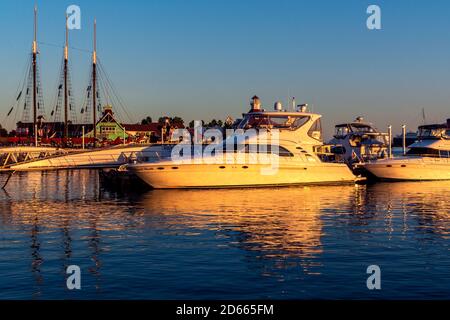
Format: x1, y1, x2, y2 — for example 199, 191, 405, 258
42, 153, 127, 168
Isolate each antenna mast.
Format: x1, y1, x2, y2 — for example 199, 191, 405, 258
422, 108, 427, 125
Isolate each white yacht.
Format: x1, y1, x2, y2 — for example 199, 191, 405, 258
364, 119, 450, 180
127, 97, 356, 188
329, 117, 389, 164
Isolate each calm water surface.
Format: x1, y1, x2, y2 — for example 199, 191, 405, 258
0, 170, 449, 299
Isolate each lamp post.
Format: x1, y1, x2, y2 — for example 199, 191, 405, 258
402, 125, 406, 156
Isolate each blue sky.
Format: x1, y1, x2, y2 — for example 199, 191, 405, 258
1, 0, 450, 137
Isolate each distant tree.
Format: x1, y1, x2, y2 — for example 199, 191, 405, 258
207, 119, 218, 128
158, 116, 185, 128
141, 116, 153, 125
0, 124, 8, 137
205, 119, 225, 128
158, 116, 169, 124
171, 116, 184, 128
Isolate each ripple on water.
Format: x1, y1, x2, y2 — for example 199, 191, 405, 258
0, 171, 449, 299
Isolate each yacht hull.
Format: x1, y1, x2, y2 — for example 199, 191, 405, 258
130, 163, 356, 189
364, 158, 450, 181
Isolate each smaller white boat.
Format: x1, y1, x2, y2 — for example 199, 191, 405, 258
364, 119, 450, 180
329, 117, 389, 164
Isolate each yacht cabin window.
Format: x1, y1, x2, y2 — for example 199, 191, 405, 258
216, 142, 294, 157
308, 119, 322, 141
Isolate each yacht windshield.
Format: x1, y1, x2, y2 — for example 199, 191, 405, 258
445, 130, 450, 139
351, 125, 374, 133
335, 126, 350, 137
418, 128, 447, 139
238, 114, 310, 130
335, 124, 375, 138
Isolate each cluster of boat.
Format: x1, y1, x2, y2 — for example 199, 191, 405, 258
4, 96, 449, 189
122, 96, 450, 189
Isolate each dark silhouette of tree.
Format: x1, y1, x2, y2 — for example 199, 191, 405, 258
171, 116, 184, 128
158, 116, 185, 128
141, 116, 153, 125
208, 119, 218, 127
0, 124, 8, 137
158, 117, 166, 124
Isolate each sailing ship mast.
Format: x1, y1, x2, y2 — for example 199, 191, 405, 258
32, 6, 38, 142
92, 19, 97, 143
64, 14, 69, 141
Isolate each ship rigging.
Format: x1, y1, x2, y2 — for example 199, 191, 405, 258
3, 6, 133, 147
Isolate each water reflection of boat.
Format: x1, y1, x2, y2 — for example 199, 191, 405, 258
367, 181, 450, 218
2, 170, 450, 298
140, 185, 357, 272
0, 170, 146, 296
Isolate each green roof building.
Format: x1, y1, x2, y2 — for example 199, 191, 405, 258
84, 105, 128, 141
